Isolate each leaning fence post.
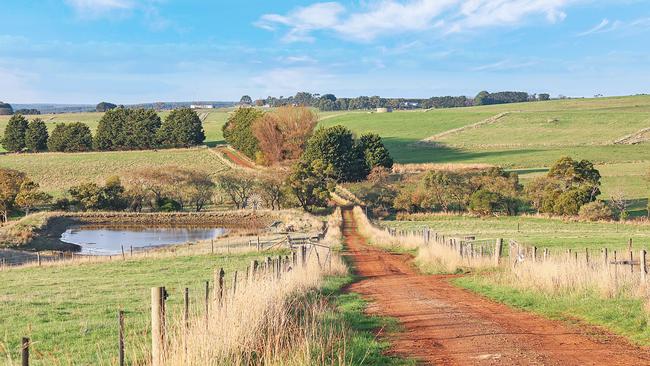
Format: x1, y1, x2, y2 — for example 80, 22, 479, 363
494, 238, 503, 265
21, 337, 29, 366
151, 287, 166, 366
215, 268, 225, 304
118, 310, 125, 366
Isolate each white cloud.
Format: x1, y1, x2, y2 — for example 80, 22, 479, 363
65, 0, 134, 16
577, 17, 650, 37
257, 0, 576, 42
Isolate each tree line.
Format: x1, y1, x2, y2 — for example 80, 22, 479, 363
250, 91, 552, 111
1, 108, 205, 153
352, 156, 623, 221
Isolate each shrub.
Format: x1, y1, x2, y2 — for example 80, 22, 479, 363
579, 201, 614, 221
157, 108, 205, 148
48, 123, 93, 152
287, 159, 335, 212
2, 114, 28, 152
24, 118, 49, 152
222, 108, 263, 159
469, 189, 506, 216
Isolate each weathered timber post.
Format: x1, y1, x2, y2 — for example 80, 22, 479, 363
257, 236, 261, 251
494, 239, 503, 266
585, 248, 589, 264
232, 271, 238, 296
118, 310, 125, 366
301, 245, 307, 267
532, 247, 537, 263
249, 260, 258, 283
267, 257, 272, 274
603, 248, 608, 266
21, 337, 29, 366
151, 287, 166, 366
277, 255, 282, 279
204, 281, 209, 328
641, 249, 648, 282
630, 250, 634, 273
121, 245, 125, 260
215, 268, 225, 304
130, 246, 133, 257
184, 288, 190, 329
37, 252, 41, 267
211, 239, 214, 254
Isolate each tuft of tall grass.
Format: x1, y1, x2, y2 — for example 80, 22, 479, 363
352, 206, 493, 273
154, 209, 349, 365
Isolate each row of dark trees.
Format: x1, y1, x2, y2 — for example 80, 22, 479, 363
252, 91, 552, 111
1, 108, 205, 153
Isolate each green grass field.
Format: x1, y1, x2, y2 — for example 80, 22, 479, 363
323, 95, 650, 214
381, 215, 650, 250
0, 252, 271, 365
0, 148, 229, 196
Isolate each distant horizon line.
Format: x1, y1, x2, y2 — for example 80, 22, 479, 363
5, 92, 649, 106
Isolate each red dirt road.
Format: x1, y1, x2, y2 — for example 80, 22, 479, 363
342, 208, 650, 365
216, 146, 256, 169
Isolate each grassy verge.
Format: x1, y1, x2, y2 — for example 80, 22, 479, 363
454, 275, 650, 346
319, 274, 415, 365
0, 251, 282, 365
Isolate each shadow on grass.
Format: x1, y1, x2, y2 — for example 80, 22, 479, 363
381, 137, 545, 164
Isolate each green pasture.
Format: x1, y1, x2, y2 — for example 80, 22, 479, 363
0, 148, 229, 196
0, 251, 273, 365
381, 215, 650, 251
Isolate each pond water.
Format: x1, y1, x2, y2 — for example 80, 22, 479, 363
60, 226, 227, 255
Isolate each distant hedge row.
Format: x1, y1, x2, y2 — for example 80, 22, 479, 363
2, 108, 205, 153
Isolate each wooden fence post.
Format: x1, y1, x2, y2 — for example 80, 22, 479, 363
211, 239, 214, 254
21, 337, 29, 366
121, 245, 125, 260
641, 249, 647, 282
532, 247, 537, 263
37, 252, 41, 267
585, 248, 589, 264
630, 251, 634, 273
494, 238, 503, 266
183, 288, 190, 329
204, 281, 210, 328
232, 271, 238, 296
130, 246, 133, 257
118, 310, 125, 366
301, 245, 307, 267
215, 268, 225, 304
603, 248, 608, 266
151, 287, 165, 366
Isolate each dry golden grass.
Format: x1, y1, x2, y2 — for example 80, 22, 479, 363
156, 210, 347, 365
392, 162, 494, 174
352, 206, 493, 273
354, 206, 650, 310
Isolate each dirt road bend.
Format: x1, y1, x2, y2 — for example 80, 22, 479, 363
342, 208, 650, 366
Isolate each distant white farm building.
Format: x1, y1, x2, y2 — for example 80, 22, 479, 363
376, 107, 393, 113
190, 104, 214, 109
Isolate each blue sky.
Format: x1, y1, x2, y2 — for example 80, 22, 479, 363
1, 0, 649, 104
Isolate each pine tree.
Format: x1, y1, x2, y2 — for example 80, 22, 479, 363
25, 118, 49, 152
2, 114, 28, 152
